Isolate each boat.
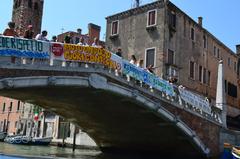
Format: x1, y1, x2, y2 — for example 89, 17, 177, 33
232, 146, 240, 159
221, 143, 233, 159
0, 132, 7, 141
4, 135, 31, 145
31, 137, 52, 146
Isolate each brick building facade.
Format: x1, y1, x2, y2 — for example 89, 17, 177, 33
0, 96, 23, 134
105, 0, 240, 117
12, 0, 44, 36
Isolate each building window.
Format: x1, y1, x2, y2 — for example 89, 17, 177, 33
17, 101, 20, 112
18, 0, 22, 7
145, 48, 156, 68
14, 0, 18, 8
225, 80, 227, 93
203, 68, 207, 84
234, 62, 237, 72
147, 10, 157, 27
199, 65, 202, 82
15, 121, 18, 128
169, 11, 176, 28
190, 28, 195, 41
189, 61, 195, 79
28, 0, 32, 8
111, 20, 119, 36
228, 82, 237, 98
7, 121, 10, 130
34, 2, 38, 10
228, 58, 231, 67
208, 71, 211, 86
167, 49, 174, 65
214, 46, 216, 57
203, 35, 207, 48
2, 103, 6, 112
9, 102, 13, 112
217, 48, 220, 59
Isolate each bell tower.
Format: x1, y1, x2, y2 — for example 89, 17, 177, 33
12, 0, 44, 36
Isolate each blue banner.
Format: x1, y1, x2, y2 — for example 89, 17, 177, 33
0, 36, 50, 59
122, 60, 175, 96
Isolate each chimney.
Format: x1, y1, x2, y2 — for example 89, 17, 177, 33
198, 17, 203, 27
236, 44, 240, 55
77, 28, 82, 35
135, 0, 140, 7
88, 23, 101, 45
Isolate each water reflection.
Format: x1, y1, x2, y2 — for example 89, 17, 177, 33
0, 143, 212, 159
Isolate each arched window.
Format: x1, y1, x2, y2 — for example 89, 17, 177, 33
18, 0, 22, 7
28, 0, 32, 8
34, 2, 38, 10
14, 0, 18, 9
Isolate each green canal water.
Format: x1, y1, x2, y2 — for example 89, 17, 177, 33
0, 142, 218, 159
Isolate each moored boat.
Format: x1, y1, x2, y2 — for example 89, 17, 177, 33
0, 132, 7, 141
4, 135, 31, 145
232, 146, 240, 159
31, 137, 52, 146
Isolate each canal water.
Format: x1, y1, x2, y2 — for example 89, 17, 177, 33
0, 142, 216, 159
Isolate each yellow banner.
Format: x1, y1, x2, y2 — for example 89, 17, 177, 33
63, 44, 117, 69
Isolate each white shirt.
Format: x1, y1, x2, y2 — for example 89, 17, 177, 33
35, 34, 48, 41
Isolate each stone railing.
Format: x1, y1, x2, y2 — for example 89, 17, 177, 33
0, 35, 223, 125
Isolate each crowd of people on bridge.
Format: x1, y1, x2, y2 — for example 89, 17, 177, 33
1, 22, 214, 109
1, 21, 179, 83
1, 22, 156, 70
0, 21, 102, 47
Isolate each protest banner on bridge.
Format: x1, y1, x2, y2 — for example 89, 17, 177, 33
0, 36, 50, 59
51, 43, 122, 70
122, 60, 175, 97
178, 87, 211, 114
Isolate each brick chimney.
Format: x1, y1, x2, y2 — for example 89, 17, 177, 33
88, 23, 101, 45
198, 17, 203, 27
77, 28, 82, 35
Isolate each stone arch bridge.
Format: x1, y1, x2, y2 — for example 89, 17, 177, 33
0, 59, 229, 158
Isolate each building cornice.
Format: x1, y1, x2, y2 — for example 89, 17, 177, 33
106, 0, 164, 21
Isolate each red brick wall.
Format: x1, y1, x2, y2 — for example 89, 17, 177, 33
0, 96, 23, 134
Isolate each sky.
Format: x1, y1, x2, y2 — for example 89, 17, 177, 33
0, 0, 239, 52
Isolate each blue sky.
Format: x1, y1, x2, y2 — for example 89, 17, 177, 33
0, 0, 239, 51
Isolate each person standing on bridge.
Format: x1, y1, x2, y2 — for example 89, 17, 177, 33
3, 21, 18, 37
24, 25, 34, 39
115, 48, 122, 58
35, 30, 49, 41
3, 22, 18, 63
77, 37, 87, 46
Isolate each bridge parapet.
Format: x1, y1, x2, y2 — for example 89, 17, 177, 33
0, 35, 223, 126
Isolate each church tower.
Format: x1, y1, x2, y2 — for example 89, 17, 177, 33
12, 0, 44, 36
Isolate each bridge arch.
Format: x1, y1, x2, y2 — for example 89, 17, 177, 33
0, 73, 210, 157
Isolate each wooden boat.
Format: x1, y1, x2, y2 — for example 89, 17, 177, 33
31, 137, 52, 146
0, 132, 7, 141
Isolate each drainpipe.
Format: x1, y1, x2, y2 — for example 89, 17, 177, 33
216, 60, 227, 128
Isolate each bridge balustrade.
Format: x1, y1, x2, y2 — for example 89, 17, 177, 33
0, 35, 222, 125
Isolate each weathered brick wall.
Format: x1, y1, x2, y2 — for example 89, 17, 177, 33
161, 102, 220, 156
12, 0, 44, 36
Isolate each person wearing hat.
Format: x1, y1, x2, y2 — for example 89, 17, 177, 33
24, 25, 34, 39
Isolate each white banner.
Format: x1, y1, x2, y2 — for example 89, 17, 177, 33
179, 87, 211, 114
